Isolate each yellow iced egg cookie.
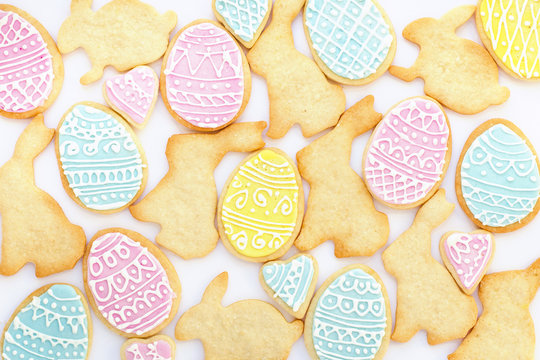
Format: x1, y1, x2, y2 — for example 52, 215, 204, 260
477, 0, 540, 79
218, 148, 304, 262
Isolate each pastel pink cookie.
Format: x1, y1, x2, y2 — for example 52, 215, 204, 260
364, 97, 450, 208
163, 21, 246, 130
124, 336, 174, 360
104, 66, 158, 128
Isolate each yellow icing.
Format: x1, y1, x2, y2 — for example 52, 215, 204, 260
221, 149, 299, 258
479, 0, 540, 79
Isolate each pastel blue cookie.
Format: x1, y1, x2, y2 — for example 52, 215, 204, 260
214, 0, 270, 46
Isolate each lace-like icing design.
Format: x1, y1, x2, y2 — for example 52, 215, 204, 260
125, 340, 172, 360
364, 98, 449, 205
215, 0, 269, 42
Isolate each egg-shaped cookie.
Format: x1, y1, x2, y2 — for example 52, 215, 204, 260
456, 119, 540, 232
55, 102, 148, 213
161, 19, 251, 131
218, 148, 304, 262
303, 0, 396, 85
363, 97, 451, 209
84, 228, 181, 338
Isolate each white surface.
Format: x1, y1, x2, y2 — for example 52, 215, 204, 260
0, 0, 539, 359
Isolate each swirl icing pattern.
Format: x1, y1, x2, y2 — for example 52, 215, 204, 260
215, 0, 269, 42
87, 232, 175, 336
164, 22, 245, 129
364, 98, 450, 206
125, 339, 173, 360
0, 10, 54, 113
460, 124, 540, 227
221, 149, 300, 258
2, 285, 89, 360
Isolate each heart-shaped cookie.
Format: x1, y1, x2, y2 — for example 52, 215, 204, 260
121, 335, 175, 360
103, 66, 158, 129
440, 230, 495, 294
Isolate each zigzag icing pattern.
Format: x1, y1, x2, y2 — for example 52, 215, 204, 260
215, 0, 269, 42
126, 340, 172, 360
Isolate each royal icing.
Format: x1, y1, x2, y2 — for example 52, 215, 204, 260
164, 22, 244, 129
125, 339, 173, 360
461, 124, 540, 227
221, 149, 300, 258
443, 232, 493, 290
304, 0, 393, 80
58, 104, 145, 211
104, 66, 158, 126
479, 0, 540, 79
262, 255, 315, 312
87, 232, 175, 336
215, 0, 269, 42
0, 10, 54, 113
312, 268, 387, 360
2, 285, 89, 360
364, 98, 449, 205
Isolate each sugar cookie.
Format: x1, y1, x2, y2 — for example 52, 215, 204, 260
121, 335, 175, 360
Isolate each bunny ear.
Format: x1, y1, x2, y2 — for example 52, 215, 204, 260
439, 5, 476, 31
71, 0, 93, 14
201, 272, 229, 305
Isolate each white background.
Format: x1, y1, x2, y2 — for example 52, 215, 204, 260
0, 0, 539, 359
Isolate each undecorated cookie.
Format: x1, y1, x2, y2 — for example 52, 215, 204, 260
121, 335, 176, 360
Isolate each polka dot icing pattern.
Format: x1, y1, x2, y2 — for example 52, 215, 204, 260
221, 149, 300, 258
2, 284, 89, 360
479, 0, 540, 79
304, 0, 393, 80
0, 10, 54, 113
87, 232, 175, 336
312, 268, 387, 360
164, 22, 244, 129
58, 104, 145, 211
215, 0, 269, 42
460, 123, 540, 227
125, 340, 172, 360
364, 98, 450, 206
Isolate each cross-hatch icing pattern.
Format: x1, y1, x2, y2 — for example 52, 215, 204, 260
215, 0, 269, 42
461, 124, 540, 227
125, 340, 172, 360
305, 0, 393, 80
480, 0, 540, 79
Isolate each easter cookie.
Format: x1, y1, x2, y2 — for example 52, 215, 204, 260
130, 122, 266, 259
103, 66, 158, 129
218, 148, 304, 262
0, 5, 63, 119
363, 96, 451, 209
121, 335, 175, 360
162, 20, 251, 131
213, 0, 272, 48
456, 119, 540, 232
477, 0, 540, 80
55, 102, 148, 213
83, 228, 181, 338
176, 272, 303, 360
295, 96, 389, 257
247, 0, 345, 138
0, 115, 86, 277
0, 284, 92, 360
58, 0, 176, 84
449, 258, 540, 360
303, 0, 396, 85
382, 190, 478, 344
304, 264, 391, 360
389, 5, 510, 115
260, 254, 318, 318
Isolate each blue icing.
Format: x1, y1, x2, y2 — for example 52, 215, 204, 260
2, 284, 89, 360
58, 104, 145, 211
305, 0, 393, 80
215, 0, 269, 42
312, 268, 387, 360
461, 124, 540, 227
262, 255, 314, 312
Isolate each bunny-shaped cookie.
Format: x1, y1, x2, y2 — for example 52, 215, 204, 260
176, 272, 303, 360
389, 5, 509, 115
58, 0, 176, 84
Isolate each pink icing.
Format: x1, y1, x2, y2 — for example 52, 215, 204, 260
0, 10, 54, 113
444, 232, 493, 289
126, 339, 173, 360
105, 66, 157, 125
87, 232, 175, 335
163, 22, 244, 129
364, 98, 449, 205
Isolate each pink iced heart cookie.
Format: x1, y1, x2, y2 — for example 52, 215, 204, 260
440, 230, 495, 294
121, 335, 175, 360
103, 66, 158, 129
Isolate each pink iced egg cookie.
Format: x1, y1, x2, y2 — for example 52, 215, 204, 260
124, 337, 174, 360
0, 10, 54, 113
163, 22, 245, 130
364, 97, 450, 207
104, 66, 158, 128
